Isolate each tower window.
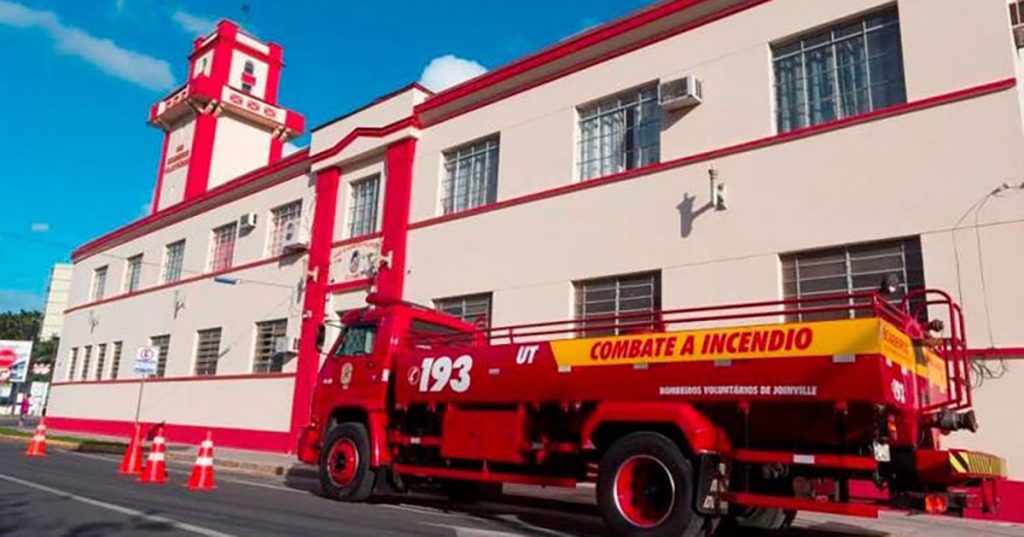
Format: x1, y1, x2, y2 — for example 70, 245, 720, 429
241, 60, 256, 93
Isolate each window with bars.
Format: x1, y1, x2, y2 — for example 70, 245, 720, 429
574, 272, 661, 336
348, 174, 381, 237
194, 328, 221, 376
773, 9, 905, 133
441, 137, 499, 215
781, 237, 925, 322
253, 319, 288, 373
1012, 1, 1024, 25
151, 335, 170, 378
95, 343, 107, 381
268, 201, 302, 256
68, 347, 78, 381
578, 85, 661, 181
110, 341, 123, 380
209, 222, 238, 272
163, 240, 185, 283
435, 293, 492, 329
125, 255, 143, 293
81, 345, 92, 381
92, 266, 108, 301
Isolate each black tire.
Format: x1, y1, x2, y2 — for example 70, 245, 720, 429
597, 432, 708, 537
441, 480, 502, 503
319, 423, 375, 502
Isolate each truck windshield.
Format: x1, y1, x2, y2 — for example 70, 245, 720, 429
334, 325, 376, 356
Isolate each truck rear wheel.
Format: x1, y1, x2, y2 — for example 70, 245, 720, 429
597, 432, 706, 537
319, 423, 374, 502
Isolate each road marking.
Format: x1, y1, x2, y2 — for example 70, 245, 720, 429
0, 473, 238, 537
65, 450, 305, 493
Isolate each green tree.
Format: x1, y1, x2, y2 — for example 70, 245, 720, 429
0, 310, 41, 341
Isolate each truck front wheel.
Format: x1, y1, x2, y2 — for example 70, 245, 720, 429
319, 423, 374, 502
597, 432, 706, 537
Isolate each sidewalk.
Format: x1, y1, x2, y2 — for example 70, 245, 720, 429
0, 419, 308, 477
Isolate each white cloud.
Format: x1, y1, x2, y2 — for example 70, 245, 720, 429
30, 223, 49, 233
418, 54, 488, 92
0, 1, 174, 91
171, 10, 215, 35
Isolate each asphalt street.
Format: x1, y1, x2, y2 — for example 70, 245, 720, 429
2, 438, 1023, 537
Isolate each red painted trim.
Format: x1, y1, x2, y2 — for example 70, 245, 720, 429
65, 253, 298, 314
312, 83, 431, 133
51, 372, 294, 387
183, 111, 218, 200
151, 131, 172, 214
732, 449, 877, 471
725, 491, 880, 518
44, 416, 290, 453
291, 167, 341, 448
72, 148, 310, 262
376, 138, 417, 302
417, 0, 769, 124
311, 116, 419, 165
411, 78, 1016, 231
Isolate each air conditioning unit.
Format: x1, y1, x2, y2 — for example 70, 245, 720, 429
659, 75, 703, 111
274, 336, 299, 355
238, 212, 258, 230
281, 220, 309, 253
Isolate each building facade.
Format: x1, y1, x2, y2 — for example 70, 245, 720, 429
49, 0, 1024, 477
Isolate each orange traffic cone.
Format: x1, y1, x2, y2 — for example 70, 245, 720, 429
186, 431, 216, 490
25, 418, 47, 457
138, 425, 167, 484
118, 423, 144, 475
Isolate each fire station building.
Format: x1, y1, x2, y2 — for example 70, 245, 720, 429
48, 0, 1024, 477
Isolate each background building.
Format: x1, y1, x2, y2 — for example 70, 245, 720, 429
47, 0, 1024, 479
38, 263, 72, 341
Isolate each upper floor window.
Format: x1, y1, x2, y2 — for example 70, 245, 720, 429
80, 345, 92, 381
125, 254, 143, 293
773, 9, 906, 133
194, 328, 222, 376
348, 174, 381, 237
163, 240, 186, 283
442, 137, 499, 215
781, 237, 924, 322
253, 319, 288, 373
268, 200, 302, 256
574, 271, 661, 337
436, 293, 492, 329
242, 61, 255, 93
243, 60, 255, 75
91, 266, 108, 301
95, 343, 107, 381
578, 85, 661, 181
209, 222, 238, 272
67, 347, 78, 381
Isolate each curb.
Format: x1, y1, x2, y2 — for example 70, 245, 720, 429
0, 433, 299, 477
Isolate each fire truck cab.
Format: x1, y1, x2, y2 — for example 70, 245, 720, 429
298, 285, 1006, 537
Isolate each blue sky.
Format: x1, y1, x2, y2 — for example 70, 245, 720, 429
0, 0, 651, 313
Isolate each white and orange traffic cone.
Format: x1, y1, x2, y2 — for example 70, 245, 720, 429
186, 431, 216, 491
139, 424, 167, 484
118, 423, 144, 475
25, 418, 47, 457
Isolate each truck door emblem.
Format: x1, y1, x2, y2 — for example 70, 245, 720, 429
340, 363, 354, 387
407, 366, 421, 386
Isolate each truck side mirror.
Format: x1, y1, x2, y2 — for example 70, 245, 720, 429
315, 324, 327, 354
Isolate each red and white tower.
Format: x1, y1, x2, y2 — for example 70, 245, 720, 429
148, 20, 305, 213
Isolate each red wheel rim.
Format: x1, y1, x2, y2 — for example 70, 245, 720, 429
327, 438, 359, 487
613, 455, 676, 528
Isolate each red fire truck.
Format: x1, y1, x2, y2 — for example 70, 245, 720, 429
298, 283, 1006, 536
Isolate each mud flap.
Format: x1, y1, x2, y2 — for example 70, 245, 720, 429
695, 453, 730, 516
